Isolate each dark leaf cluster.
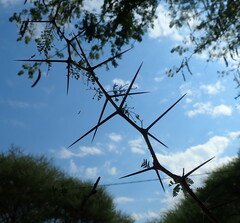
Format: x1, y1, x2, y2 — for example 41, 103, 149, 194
0, 146, 134, 223
166, 0, 240, 93
10, 0, 158, 83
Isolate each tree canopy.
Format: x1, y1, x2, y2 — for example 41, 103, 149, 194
0, 146, 134, 223
9, 0, 157, 79
10, 0, 240, 96
6, 1, 240, 222
148, 153, 240, 223
166, 0, 240, 97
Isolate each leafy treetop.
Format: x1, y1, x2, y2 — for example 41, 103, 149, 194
166, 0, 240, 89
0, 145, 134, 223
10, 0, 240, 97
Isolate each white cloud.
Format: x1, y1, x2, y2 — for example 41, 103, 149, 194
179, 82, 195, 97
228, 131, 240, 140
58, 147, 73, 159
112, 78, 139, 89
104, 161, 118, 176
148, 5, 183, 41
132, 211, 159, 221
85, 167, 98, 179
186, 102, 232, 117
160, 153, 234, 210
108, 133, 122, 142
200, 81, 225, 95
0, 0, 21, 7
129, 137, 144, 148
185, 98, 192, 103
156, 134, 234, 177
160, 189, 183, 209
58, 146, 102, 159
108, 167, 117, 175
131, 147, 145, 154
69, 159, 78, 174
154, 76, 164, 82
236, 103, 240, 112
80, 146, 102, 155
114, 197, 134, 204
82, 0, 103, 13
128, 137, 146, 154
107, 143, 120, 153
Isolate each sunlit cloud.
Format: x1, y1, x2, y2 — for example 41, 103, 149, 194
128, 137, 146, 155
108, 132, 123, 142
58, 146, 103, 159
106, 143, 120, 153
0, 0, 22, 7
107, 166, 117, 175
159, 137, 237, 209
105, 133, 122, 153
185, 98, 192, 103
148, 5, 183, 41
154, 76, 164, 82
228, 131, 240, 140
104, 161, 118, 176
200, 81, 225, 95
69, 159, 78, 174
131, 147, 145, 155
132, 211, 159, 222
159, 189, 184, 212
85, 167, 98, 179
114, 197, 135, 204
179, 81, 201, 98
156, 132, 238, 177
82, 0, 103, 13
186, 102, 232, 117
112, 78, 139, 89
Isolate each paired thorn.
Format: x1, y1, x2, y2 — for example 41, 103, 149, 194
148, 132, 168, 148
155, 169, 165, 192
120, 167, 154, 179
92, 48, 132, 70
120, 166, 165, 192
119, 62, 143, 109
147, 93, 187, 131
184, 157, 215, 178
92, 99, 108, 142
68, 111, 118, 148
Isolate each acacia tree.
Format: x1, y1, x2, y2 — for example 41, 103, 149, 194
8, 1, 239, 223
10, 0, 240, 96
147, 153, 240, 223
166, 0, 240, 98
0, 146, 134, 223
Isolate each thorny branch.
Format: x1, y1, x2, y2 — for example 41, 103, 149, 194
17, 9, 220, 223
80, 176, 101, 211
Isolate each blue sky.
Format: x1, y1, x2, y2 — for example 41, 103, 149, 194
1, 1, 240, 222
